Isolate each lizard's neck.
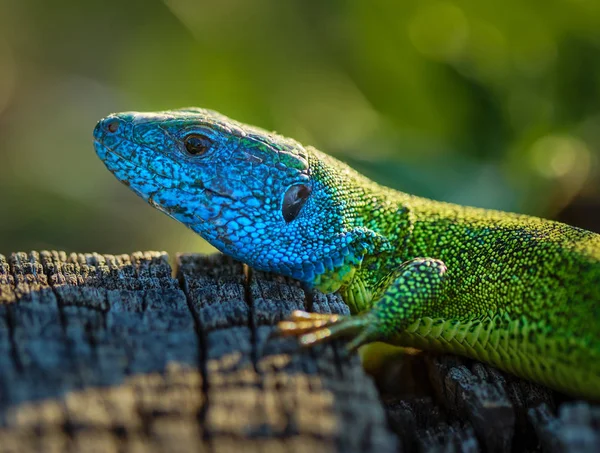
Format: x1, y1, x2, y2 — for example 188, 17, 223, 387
307, 152, 416, 309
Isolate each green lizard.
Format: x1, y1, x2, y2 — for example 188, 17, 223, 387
93, 108, 600, 399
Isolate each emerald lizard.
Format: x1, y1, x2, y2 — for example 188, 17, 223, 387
93, 108, 600, 399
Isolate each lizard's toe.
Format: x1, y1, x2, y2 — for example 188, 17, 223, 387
276, 311, 343, 337
277, 311, 376, 348
288, 310, 343, 322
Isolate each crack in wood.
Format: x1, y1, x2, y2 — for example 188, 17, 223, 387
243, 264, 260, 375
176, 254, 213, 450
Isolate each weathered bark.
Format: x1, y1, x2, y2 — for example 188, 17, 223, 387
0, 251, 597, 453
0, 251, 395, 453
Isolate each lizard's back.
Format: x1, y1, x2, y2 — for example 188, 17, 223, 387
396, 195, 600, 396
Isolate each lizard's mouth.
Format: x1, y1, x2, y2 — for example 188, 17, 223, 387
96, 139, 235, 198
94, 135, 239, 237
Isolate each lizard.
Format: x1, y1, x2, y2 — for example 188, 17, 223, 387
93, 107, 600, 399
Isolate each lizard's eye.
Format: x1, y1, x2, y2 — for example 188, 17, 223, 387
184, 134, 213, 156
282, 184, 311, 223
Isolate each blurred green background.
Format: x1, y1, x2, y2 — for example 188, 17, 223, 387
0, 0, 599, 256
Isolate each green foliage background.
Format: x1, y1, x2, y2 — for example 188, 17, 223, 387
0, 0, 599, 255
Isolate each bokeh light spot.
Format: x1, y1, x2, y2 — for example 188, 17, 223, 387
530, 135, 591, 180
408, 2, 469, 62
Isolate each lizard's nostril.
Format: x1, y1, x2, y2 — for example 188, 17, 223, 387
105, 118, 120, 133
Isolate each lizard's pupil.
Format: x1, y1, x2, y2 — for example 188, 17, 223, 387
184, 134, 212, 156
282, 184, 311, 223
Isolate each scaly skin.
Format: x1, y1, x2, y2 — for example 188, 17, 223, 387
93, 108, 600, 399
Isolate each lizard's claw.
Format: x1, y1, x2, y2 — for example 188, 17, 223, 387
276, 310, 379, 353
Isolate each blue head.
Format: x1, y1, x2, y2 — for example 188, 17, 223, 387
93, 108, 390, 290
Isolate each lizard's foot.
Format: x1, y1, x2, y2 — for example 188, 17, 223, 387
276, 258, 447, 353
276, 310, 380, 352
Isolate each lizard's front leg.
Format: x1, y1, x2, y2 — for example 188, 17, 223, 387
277, 257, 448, 351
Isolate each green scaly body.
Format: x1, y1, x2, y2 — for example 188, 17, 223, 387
313, 149, 600, 398
93, 108, 600, 399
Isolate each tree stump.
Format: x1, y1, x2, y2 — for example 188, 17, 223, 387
0, 251, 597, 453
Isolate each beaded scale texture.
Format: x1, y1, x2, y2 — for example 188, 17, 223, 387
94, 108, 600, 399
